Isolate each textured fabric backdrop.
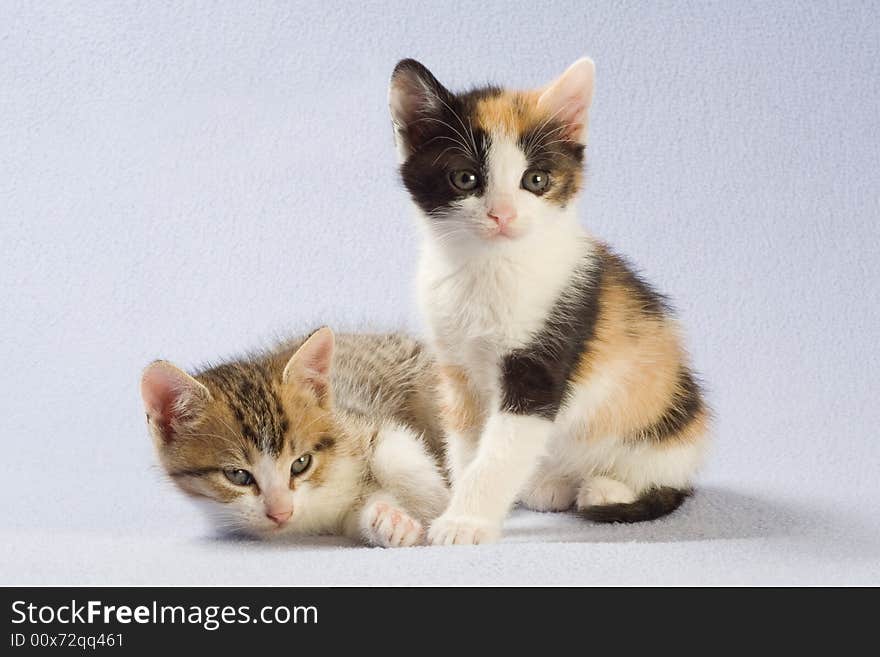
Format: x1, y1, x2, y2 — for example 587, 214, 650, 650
2, 1, 878, 584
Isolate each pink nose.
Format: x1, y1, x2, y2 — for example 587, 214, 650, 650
487, 202, 517, 227
266, 509, 292, 525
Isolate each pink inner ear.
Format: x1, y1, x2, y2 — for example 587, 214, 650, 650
538, 59, 594, 143
141, 364, 197, 439
299, 329, 335, 378
392, 76, 426, 125
555, 97, 587, 140
284, 329, 335, 404
302, 349, 331, 379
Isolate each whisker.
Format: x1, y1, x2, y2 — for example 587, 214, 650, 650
435, 96, 480, 159
465, 116, 479, 160
213, 414, 240, 438
533, 149, 569, 160
432, 144, 472, 165
525, 104, 569, 156
288, 412, 329, 440
531, 122, 579, 152
422, 133, 474, 156
416, 116, 475, 160
535, 138, 577, 150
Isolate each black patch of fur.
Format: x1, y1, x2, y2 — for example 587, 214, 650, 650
500, 257, 602, 419
581, 487, 691, 523
393, 60, 500, 214
399, 103, 493, 214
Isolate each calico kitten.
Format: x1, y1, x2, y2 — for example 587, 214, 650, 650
389, 58, 709, 545
140, 328, 448, 547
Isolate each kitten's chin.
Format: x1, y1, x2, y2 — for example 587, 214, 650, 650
220, 522, 293, 541
456, 226, 528, 246
190, 499, 289, 539
483, 228, 524, 242
243, 516, 300, 539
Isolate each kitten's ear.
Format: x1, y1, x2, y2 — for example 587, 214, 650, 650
282, 327, 335, 406
141, 361, 211, 443
536, 57, 596, 145
389, 59, 451, 158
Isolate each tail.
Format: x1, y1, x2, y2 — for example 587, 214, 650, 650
581, 486, 692, 523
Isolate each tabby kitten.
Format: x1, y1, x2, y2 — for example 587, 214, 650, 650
389, 58, 709, 545
140, 328, 448, 547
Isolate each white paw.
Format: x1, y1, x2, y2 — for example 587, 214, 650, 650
577, 476, 637, 509
520, 478, 577, 512
427, 513, 500, 546
365, 501, 424, 548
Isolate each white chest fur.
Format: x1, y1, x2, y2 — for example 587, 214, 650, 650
417, 217, 588, 395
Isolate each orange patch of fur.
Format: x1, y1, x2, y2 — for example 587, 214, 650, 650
276, 382, 339, 488
573, 251, 708, 448
436, 365, 485, 437
473, 90, 543, 136
473, 90, 584, 205
152, 398, 253, 502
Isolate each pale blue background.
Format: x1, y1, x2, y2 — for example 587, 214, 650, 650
2, 1, 878, 584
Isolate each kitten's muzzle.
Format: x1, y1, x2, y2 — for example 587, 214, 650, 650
486, 200, 518, 238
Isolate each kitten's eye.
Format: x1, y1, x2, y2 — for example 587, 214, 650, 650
521, 169, 550, 194
291, 454, 312, 476
223, 468, 254, 486
449, 170, 479, 192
